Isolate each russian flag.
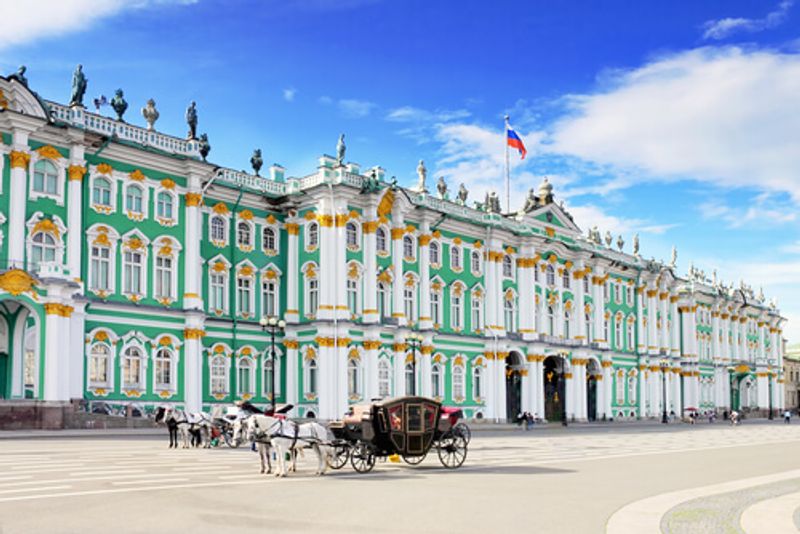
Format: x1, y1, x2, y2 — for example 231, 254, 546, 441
507, 127, 527, 160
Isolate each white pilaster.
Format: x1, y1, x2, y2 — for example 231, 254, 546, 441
66, 145, 85, 280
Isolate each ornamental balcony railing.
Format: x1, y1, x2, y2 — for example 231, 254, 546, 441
216, 168, 287, 196
47, 102, 201, 159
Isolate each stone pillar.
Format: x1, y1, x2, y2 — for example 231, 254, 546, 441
574, 265, 586, 344
518, 244, 535, 339
492, 245, 505, 335
602, 360, 613, 419
284, 339, 299, 408
183, 312, 205, 412
730, 315, 740, 361
418, 223, 432, 330
647, 288, 658, 355
659, 292, 669, 352
390, 216, 406, 326
362, 339, 380, 400
183, 187, 204, 311
42, 302, 72, 401
554, 263, 564, 339
592, 270, 606, 345
495, 350, 509, 421
573, 357, 587, 421
361, 219, 378, 324
670, 296, 680, 357
7, 146, 30, 269
638, 362, 647, 418
672, 367, 682, 414
721, 314, 730, 361
393, 339, 407, 396
564, 366, 575, 421
281, 222, 299, 323
536, 265, 546, 334
68, 302, 86, 400
66, 149, 86, 280
420, 342, 433, 398
756, 370, 768, 410
636, 286, 646, 353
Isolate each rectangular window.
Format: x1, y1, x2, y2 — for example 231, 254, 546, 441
451, 294, 462, 329
347, 279, 358, 316
431, 292, 441, 326
471, 297, 482, 330
262, 280, 278, 317
404, 287, 415, 322
123, 251, 142, 294
210, 273, 225, 311
90, 246, 110, 291
155, 256, 172, 299
308, 279, 319, 316
238, 277, 252, 315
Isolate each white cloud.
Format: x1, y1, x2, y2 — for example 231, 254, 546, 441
0, 0, 197, 50
781, 240, 800, 254
282, 88, 296, 102
386, 106, 471, 123
698, 194, 797, 228
338, 98, 376, 118
702, 1, 793, 40
550, 46, 800, 202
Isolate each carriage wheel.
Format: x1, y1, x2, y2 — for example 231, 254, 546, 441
223, 431, 240, 448
350, 443, 375, 473
402, 452, 427, 465
453, 423, 471, 445
328, 443, 351, 470
437, 433, 467, 469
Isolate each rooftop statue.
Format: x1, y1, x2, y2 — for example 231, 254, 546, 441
616, 234, 624, 252
456, 183, 468, 205
604, 230, 612, 248
632, 233, 640, 256
361, 169, 382, 194
110, 89, 128, 121
437, 176, 448, 199
69, 64, 87, 107
415, 160, 427, 192
186, 101, 198, 140
336, 134, 346, 166
8, 65, 28, 87
670, 246, 677, 268
485, 190, 501, 214
198, 133, 210, 161
251, 149, 263, 176
141, 98, 159, 131
522, 188, 539, 213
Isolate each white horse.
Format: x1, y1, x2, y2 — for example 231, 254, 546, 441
156, 407, 213, 448
246, 415, 331, 477
233, 415, 304, 475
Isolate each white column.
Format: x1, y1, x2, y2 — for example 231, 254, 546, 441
285, 340, 299, 408
363, 341, 379, 401
527, 355, 538, 416
593, 270, 607, 347
42, 305, 67, 401
66, 147, 85, 280
484, 348, 497, 420
518, 245, 535, 339
721, 314, 730, 361
636, 287, 645, 353
493, 246, 505, 335
602, 360, 612, 419
638, 362, 647, 418
496, 350, 508, 421
394, 340, 406, 396
673, 367, 682, 414
647, 288, 658, 355
183, 188, 204, 310
7, 145, 30, 269
659, 292, 669, 352
575, 358, 587, 420
68, 304, 86, 400
183, 312, 205, 412
564, 367, 574, 421
536, 265, 546, 334
362, 220, 378, 324
756, 371, 768, 410
285, 222, 300, 323
554, 264, 564, 338
731, 315, 740, 360
390, 215, 406, 326
575, 266, 586, 344
670, 296, 680, 357
418, 223, 432, 330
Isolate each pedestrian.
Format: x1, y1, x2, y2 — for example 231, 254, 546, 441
525, 412, 534, 430
784, 410, 791, 424
730, 410, 739, 426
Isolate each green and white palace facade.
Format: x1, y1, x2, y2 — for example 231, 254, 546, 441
0, 74, 787, 422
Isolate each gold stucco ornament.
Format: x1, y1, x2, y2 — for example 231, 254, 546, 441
0, 269, 37, 296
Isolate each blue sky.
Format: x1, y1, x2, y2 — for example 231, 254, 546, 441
3, 0, 800, 341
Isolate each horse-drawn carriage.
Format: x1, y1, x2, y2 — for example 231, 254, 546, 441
327, 396, 469, 473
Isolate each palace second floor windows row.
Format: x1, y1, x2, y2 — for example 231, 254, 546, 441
206, 261, 281, 320
208, 215, 280, 255
89, 173, 179, 226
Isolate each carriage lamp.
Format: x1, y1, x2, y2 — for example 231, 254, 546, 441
660, 360, 669, 424
260, 315, 286, 414
405, 332, 424, 396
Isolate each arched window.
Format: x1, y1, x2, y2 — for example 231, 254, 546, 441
263, 356, 281, 398
546, 264, 555, 286
564, 310, 571, 338
237, 357, 254, 396
125, 185, 143, 214
347, 277, 359, 317
471, 250, 481, 274
305, 266, 319, 317
376, 227, 388, 253
33, 160, 58, 194
307, 222, 319, 249
615, 314, 623, 350
615, 369, 625, 405
92, 177, 112, 206
156, 192, 173, 219
154, 255, 173, 299
237, 222, 251, 248
378, 282, 390, 319
430, 288, 441, 326
431, 364, 442, 398
89, 245, 111, 291
210, 356, 228, 395
471, 292, 483, 330
262, 227, 276, 251
403, 235, 415, 260
451, 245, 462, 270
585, 311, 592, 341
453, 366, 465, 400
211, 216, 226, 242
502, 255, 513, 277
604, 314, 610, 343
451, 286, 463, 329
378, 359, 391, 397
562, 269, 571, 288
547, 305, 555, 336
89, 343, 110, 386
472, 364, 483, 399
346, 222, 358, 248
348, 358, 360, 397
154, 348, 173, 389
31, 232, 57, 268
403, 284, 415, 322
405, 363, 416, 395
626, 319, 634, 351
627, 375, 637, 405
429, 241, 440, 265
122, 346, 143, 388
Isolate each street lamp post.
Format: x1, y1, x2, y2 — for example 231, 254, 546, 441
660, 361, 669, 424
405, 332, 423, 395
259, 315, 286, 414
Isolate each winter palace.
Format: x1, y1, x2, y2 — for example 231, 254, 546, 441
0, 69, 787, 423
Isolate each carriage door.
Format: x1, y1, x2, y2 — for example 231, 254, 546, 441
405, 403, 426, 454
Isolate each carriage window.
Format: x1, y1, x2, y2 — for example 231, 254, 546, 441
407, 404, 423, 432
388, 405, 403, 431
424, 403, 437, 428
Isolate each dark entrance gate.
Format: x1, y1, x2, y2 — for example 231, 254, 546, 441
505, 353, 522, 423
544, 356, 563, 421
586, 375, 597, 421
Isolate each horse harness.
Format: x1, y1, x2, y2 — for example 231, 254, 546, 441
258, 418, 317, 450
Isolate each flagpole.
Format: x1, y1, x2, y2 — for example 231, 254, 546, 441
504, 115, 510, 214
